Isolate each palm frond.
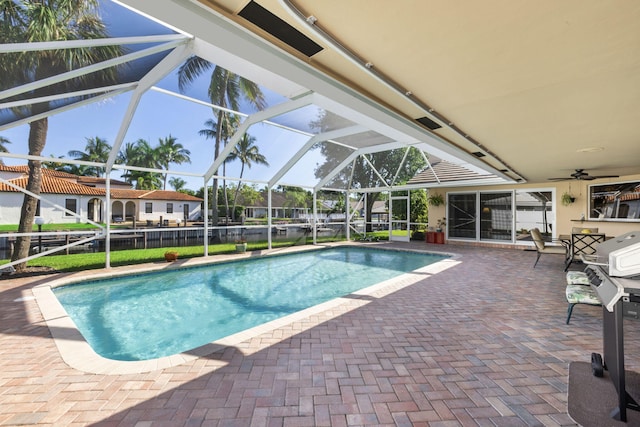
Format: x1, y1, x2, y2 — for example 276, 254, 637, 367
177, 55, 212, 92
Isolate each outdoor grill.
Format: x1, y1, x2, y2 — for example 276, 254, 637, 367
583, 231, 640, 422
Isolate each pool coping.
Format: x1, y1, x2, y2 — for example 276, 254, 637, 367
31, 242, 459, 375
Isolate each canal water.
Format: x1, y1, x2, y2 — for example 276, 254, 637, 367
0, 224, 347, 259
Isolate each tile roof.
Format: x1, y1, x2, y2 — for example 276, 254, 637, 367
110, 189, 202, 201
0, 164, 80, 179
0, 164, 129, 185
0, 176, 105, 196
0, 165, 202, 201
0, 176, 202, 201
407, 159, 499, 185
76, 176, 130, 187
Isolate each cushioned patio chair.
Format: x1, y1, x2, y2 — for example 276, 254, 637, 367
530, 228, 568, 268
564, 270, 601, 324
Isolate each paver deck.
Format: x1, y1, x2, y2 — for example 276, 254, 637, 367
2, 242, 639, 426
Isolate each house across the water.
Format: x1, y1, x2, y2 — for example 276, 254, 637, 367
0, 165, 203, 225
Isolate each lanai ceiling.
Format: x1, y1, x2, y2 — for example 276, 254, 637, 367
173, 0, 640, 184
2, 0, 639, 191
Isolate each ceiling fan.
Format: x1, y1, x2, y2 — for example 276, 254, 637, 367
548, 169, 619, 181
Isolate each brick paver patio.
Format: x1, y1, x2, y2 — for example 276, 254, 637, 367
2, 242, 638, 426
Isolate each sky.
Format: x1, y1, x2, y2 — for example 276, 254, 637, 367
0, 0, 326, 193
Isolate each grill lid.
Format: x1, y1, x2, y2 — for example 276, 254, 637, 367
596, 231, 640, 277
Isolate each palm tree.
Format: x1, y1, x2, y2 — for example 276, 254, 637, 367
1, 0, 122, 271
168, 177, 187, 192
117, 139, 162, 189
226, 133, 268, 220
199, 115, 239, 222
67, 136, 112, 177
155, 135, 191, 190
178, 59, 266, 225
0, 136, 10, 165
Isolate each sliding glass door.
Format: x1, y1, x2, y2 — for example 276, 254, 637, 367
449, 193, 477, 239
447, 189, 555, 243
480, 192, 512, 241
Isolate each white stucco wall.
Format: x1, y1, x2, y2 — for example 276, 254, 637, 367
1, 193, 202, 224
0, 194, 99, 225
120, 199, 202, 223
0, 193, 24, 225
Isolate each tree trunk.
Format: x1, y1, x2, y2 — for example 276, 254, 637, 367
12, 118, 48, 271
231, 164, 245, 222
211, 113, 223, 226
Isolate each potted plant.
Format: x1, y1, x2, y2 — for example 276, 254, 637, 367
428, 192, 444, 206
561, 192, 576, 206
164, 250, 179, 262
432, 218, 446, 244
235, 239, 247, 253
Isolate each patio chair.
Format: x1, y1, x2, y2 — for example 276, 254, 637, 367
565, 270, 601, 324
530, 228, 568, 268
565, 230, 606, 271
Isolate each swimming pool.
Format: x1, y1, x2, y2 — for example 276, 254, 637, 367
53, 246, 448, 361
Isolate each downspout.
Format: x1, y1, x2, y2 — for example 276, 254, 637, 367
278, 0, 524, 182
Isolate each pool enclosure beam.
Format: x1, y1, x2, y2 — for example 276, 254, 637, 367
203, 94, 315, 182
105, 173, 112, 268
105, 41, 194, 170
267, 125, 365, 189
0, 38, 189, 106
204, 177, 209, 256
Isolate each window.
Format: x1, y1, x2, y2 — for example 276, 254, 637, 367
589, 181, 640, 221
515, 190, 553, 240
145, 202, 152, 214
166, 203, 173, 213
65, 199, 77, 216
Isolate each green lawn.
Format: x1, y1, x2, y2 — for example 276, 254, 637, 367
0, 227, 412, 273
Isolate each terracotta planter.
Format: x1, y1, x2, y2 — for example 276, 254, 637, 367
164, 252, 178, 262
426, 231, 436, 243
434, 232, 445, 244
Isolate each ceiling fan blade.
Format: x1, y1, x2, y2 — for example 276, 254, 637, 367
547, 169, 618, 181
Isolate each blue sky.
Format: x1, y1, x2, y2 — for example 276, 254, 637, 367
1, 83, 319, 192
1, 0, 324, 192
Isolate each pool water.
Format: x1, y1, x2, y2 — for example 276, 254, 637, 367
54, 247, 447, 361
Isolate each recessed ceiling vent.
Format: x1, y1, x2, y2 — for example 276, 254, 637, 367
471, 151, 486, 158
238, 1, 323, 57
415, 116, 442, 130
